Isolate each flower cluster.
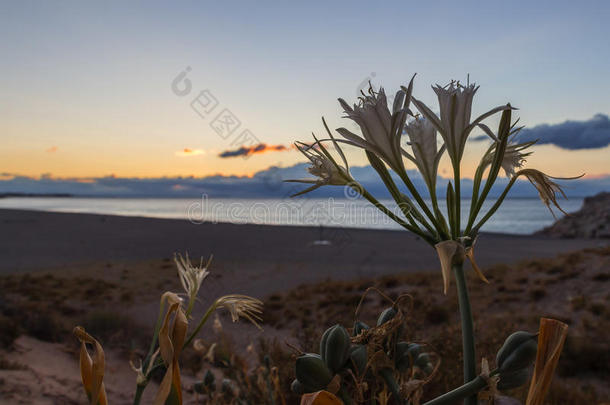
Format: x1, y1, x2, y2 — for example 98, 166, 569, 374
288, 74, 576, 405
290, 75, 579, 249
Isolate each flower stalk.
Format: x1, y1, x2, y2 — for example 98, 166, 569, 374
453, 262, 477, 405
289, 74, 579, 405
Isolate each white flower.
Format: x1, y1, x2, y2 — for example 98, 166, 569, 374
412, 79, 512, 164
478, 122, 533, 177
404, 116, 445, 189
287, 140, 353, 196
500, 143, 531, 177
335, 79, 414, 171
434, 82, 478, 152
175, 253, 211, 309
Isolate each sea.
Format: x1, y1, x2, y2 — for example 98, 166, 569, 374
0, 196, 584, 235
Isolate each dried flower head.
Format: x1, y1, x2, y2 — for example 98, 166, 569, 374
73, 326, 108, 405
216, 294, 264, 329
518, 169, 579, 217
175, 252, 211, 311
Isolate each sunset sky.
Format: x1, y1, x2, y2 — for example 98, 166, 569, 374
1, 1, 609, 180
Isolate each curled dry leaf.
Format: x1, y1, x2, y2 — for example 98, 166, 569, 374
300, 390, 344, 405
73, 326, 108, 405
434, 240, 465, 295
464, 238, 489, 284
525, 318, 568, 405
153, 292, 188, 405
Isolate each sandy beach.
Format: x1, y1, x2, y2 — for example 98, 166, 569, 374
1, 208, 601, 279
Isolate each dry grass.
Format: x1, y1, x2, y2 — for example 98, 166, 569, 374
0, 247, 608, 404
261, 246, 610, 404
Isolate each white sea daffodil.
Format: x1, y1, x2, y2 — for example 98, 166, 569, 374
287, 138, 354, 196
174, 252, 212, 314
335, 77, 414, 172
412, 80, 512, 165
403, 116, 446, 189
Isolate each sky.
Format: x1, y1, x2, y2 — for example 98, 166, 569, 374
1, 0, 609, 182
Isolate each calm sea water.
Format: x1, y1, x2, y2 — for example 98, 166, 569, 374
0, 197, 583, 234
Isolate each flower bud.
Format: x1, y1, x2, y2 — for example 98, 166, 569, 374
349, 344, 367, 376
496, 331, 538, 373
395, 342, 421, 371
498, 368, 530, 390
203, 369, 215, 389
377, 307, 397, 326
353, 320, 369, 336
320, 324, 351, 373
295, 353, 333, 392
290, 379, 304, 395
221, 378, 235, 396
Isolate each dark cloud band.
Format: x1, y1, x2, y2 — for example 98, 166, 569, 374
218, 143, 290, 158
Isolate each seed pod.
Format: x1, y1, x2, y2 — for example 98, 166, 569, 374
263, 354, 271, 370
290, 379, 304, 395
498, 368, 530, 390
349, 344, 367, 376
496, 331, 538, 373
377, 307, 397, 326
203, 369, 215, 389
320, 324, 351, 373
415, 353, 431, 369
193, 382, 204, 394
353, 320, 369, 336
394, 342, 411, 371
295, 353, 333, 391
395, 342, 410, 357
406, 343, 421, 360
221, 378, 235, 396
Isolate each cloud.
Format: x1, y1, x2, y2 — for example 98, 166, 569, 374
46, 146, 58, 153
470, 135, 488, 142
470, 114, 610, 150
1, 164, 608, 199
175, 148, 206, 157
218, 143, 291, 158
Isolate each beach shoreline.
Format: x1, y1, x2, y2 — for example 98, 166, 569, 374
1, 208, 602, 277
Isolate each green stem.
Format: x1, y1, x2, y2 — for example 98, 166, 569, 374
453, 163, 461, 238
133, 384, 145, 405
430, 185, 450, 238
143, 299, 166, 368
380, 368, 403, 405
183, 301, 219, 349
396, 170, 444, 237
337, 386, 353, 405
357, 186, 436, 246
422, 376, 486, 405
454, 262, 477, 405
469, 176, 518, 236
133, 296, 167, 404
